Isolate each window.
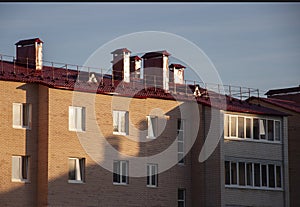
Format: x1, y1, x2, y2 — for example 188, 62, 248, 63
13, 103, 31, 129
230, 116, 237, 137
69, 106, 85, 132
231, 162, 237, 185
68, 158, 85, 183
253, 118, 259, 140
260, 119, 266, 139
177, 119, 185, 164
275, 121, 281, 141
254, 163, 260, 187
178, 189, 186, 207
225, 160, 282, 190
113, 160, 128, 184
267, 120, 274, 141
12, 156, 29, 182
224, 114, 281, 143
147, 115, 158, 139
238, 117, 245, 138
239, 162, 245, 186
246, 163, 253, 186
113, 110, 128, 135
147, 164, 158, 187
225, 161, 230, 185
261, 164, 267, 187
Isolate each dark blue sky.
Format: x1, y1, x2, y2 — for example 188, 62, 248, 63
0, 3, 299, 93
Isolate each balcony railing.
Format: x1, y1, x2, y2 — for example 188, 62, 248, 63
0, 54, 260, 100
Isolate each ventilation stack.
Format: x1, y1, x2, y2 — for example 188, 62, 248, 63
15, 38, 43, 70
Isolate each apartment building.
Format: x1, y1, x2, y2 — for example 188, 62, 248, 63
249, 86, 300, 207
0, 38, 290, 207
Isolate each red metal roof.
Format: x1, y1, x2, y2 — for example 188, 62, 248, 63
141, 50, 171, 59
248, 97, 300, 113
15, 38, 43, 45
265, 85, 300, 96
169, 64, 186, 69
0, 60, 286, 116
130, 56, 141, 61
111, 48, 131, 54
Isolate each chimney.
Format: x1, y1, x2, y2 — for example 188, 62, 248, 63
111, 48, 131, 83
169, 64, 185, 84
130, 56, 141, 79
141, 50, 170, 91
15, 38, 43, 70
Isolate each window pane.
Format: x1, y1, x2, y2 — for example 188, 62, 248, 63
275, 121, 281, 141
260, 119, 266, 139
12, 156, 21, 180
69, 159, 76, 180
225, 161, 230, 185
178, 142, 184, 153
276, 166, 282, 188
22, 104, 29, 127
224, 115, 229, 137
269, 164, 275, 188
178, 202, 184, 207
239, 162, 245, 186
113, 161, 120, 183
268, 120, 274, 141
147, 165, 150, 185
120, 112, 126, 133
21, 156, 28, 180
121, 161, 127, 183
253, 119, 259, 140
261, 165, 267, 187
178, 153, 184, 164
254, 163, 260, 187
246, 163, 253, 186
113, 111, 119, 132
230, 117, 237, 137
231, 162, 237, 185
246, 118, 251, 138
178, 189, 185, 200
238, 117, 245, 138
13, 103, 22, 127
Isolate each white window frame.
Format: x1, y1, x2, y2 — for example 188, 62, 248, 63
147, 115, 158, 139
12, 155, 30, 182
177, 119, 185, 165
225, 160, 283, 190
69, 106, 85, 132
113, 160, 128, 185
12, 103, 32, 129
68, 157, 85, 183
224, 114, 281, 143
113, 110, 128, 135
147, 163, 158, 187
178, 189, 186, 207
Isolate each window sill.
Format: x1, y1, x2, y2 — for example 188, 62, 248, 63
113, 182, 128, 186
68, 180, 85, 184
225, 185, 283, 191
146, 136, 157, 139
69, 129, 85, 133
13, 126, 31, 130
147, 185, 157, 188
224, 137, 281, 144
113, 132, 127, 136
177, 163, 185, 166
12, 179, 30, 183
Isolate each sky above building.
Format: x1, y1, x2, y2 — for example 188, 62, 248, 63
0, 3, 299, 94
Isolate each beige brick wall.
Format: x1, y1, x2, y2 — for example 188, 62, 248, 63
45, 88, 194, 206
0, 81, 38, 206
